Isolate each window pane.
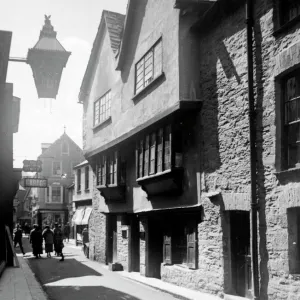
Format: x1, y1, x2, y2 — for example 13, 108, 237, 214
157, 129, 163, 172
149, 132, 156, 174
164, 125, 171, 170
139, 140, 144, 178
154, 41, 163, 78
282, 1, 300, 24
288, 122, 300, 168
144, 136, 150, 176
94, 101, 100, 125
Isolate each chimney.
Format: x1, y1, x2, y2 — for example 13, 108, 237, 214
41, 143, 51, 153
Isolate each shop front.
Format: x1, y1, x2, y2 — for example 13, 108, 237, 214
72, 206, 92, 245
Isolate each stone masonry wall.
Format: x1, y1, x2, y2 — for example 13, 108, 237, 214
117, 217, 129, 270
195, 1, 300, 299
89, 173, 107, 264
164, 2, 300, 299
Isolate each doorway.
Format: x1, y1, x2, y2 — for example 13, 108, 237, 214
107, 214, 117, 264
147, 216, 164, 278
129, 215, 140, 272
230, 211, 251, 298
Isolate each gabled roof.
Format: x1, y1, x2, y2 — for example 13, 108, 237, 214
78, 10, 125, 103
38, 132, 83, 159
115, 0, 137, 70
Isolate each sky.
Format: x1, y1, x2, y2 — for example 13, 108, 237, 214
0, 0, 128, 168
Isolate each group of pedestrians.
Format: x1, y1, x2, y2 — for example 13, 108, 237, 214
30, 223, 67, 261
13, 222, 71, 262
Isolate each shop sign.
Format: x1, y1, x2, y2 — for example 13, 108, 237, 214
24, 177, 47, 188
23, 160, 43, 172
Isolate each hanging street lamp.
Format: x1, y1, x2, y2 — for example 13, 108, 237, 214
10, 15, 71, 99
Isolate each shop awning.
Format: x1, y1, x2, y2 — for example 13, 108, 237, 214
81, 207, 93, 225
72, 207, 85, 225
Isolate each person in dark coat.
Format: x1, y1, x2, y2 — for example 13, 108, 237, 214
53, 223, 64, 261
42, 225, 54, 258
82, 227, 89, 258
13, 224, 25, 255
63, 222, 71, 242
30, 224, 43, 258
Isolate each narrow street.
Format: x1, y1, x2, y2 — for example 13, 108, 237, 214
16, 237, 180, 300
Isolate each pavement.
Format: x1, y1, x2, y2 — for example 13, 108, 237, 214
0, 237, 222, 300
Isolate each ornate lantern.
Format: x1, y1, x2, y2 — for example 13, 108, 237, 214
26, 15, 71, 99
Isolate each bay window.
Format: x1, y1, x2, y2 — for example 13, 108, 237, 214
136, 124, 181, 179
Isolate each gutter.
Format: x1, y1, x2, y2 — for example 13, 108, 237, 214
246, 0, 259, 299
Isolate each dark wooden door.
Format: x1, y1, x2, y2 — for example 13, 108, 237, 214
230, 211, 252, 298
148, 217, 163, 278
107, 215, 117, 264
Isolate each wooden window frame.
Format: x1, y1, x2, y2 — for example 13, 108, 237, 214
93, 90, 111, 127
85, 166, 89, 190
134, 39, 163, 95
52, 186, 62, 203
136, 124, 179, 180
96, 151, 125, 187
77, 169, 81, 192
163, 219, 198, 269
52, 161, 62, 176
282, 69, 300, 169
279, 0, 300, 27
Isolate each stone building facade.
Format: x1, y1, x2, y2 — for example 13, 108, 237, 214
79, 1, 300, 299
33, 133, 84, 227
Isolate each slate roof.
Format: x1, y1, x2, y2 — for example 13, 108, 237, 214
78, 10, 125, 102
103, 10, 125, 54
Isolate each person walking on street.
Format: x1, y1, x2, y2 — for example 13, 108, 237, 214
82, 227, 89, 258
42, 225, 54, 258
53, 223, 64, 261
30, 224, 43, 259
63, 222, 70, 242
13, 224, 25, 255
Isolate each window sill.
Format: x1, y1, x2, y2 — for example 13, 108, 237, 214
132, 72, 165, 103
137, 168, 172, 182
273, 16, 300, 37
84, 188, 90, 192
274, 166, 300, 175
93, 116, 112, 132
274, 166, 300, 184
163, 263, 195, 271
137, 167, 184, 198
77, 190, 82, 194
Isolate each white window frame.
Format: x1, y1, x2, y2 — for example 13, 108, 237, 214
49, 185, 63, 203
94, 90, 111, 127
135, 38, 163, 95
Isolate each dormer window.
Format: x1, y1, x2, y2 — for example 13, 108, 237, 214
62, 141, 69, 154
135, 39, 163, 95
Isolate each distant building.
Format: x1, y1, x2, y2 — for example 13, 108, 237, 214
32, 132, 84, 227
72, 160, 93, 245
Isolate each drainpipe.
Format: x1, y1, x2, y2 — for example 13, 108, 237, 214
246, 0, 259, 299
